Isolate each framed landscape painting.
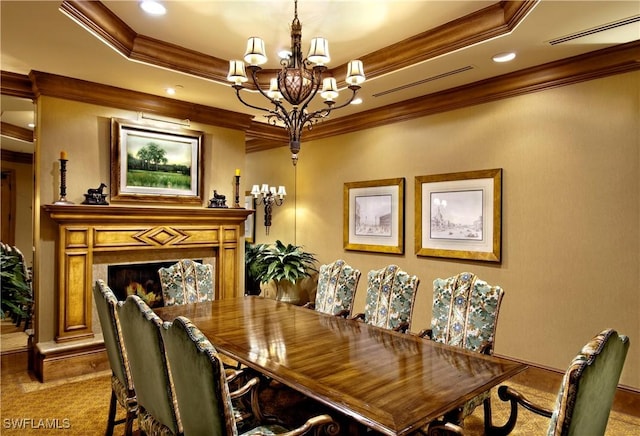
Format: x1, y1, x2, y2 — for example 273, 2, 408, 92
344, 178, 405, 254
415, 168, 502, 262
110, 118, 204, 204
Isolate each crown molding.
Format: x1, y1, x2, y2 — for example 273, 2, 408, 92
0, 71, 35, 99
27, 71, 254, 131
1, 149, 33, 164
1, 122, 34, 143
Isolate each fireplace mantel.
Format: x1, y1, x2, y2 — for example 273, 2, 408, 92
43, 204, 252, 343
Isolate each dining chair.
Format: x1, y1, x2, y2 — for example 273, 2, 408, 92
420, 272, 505, 431
303, 259, 360, 317
162, 315, 340, 436
117, 294, 182, 435
93, 280, 138, 436
489, 328, 629, 436
352, 264, 419, 333
158, 259, 214, 306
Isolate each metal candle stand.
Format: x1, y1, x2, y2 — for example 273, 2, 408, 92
54, 158, 74, 205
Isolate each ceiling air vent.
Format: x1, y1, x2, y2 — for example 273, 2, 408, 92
373, 65, 474, 98
548, 15, 640, 45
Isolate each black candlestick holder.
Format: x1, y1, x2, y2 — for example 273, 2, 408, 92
234, 175, 241, 208
54, 158, 74, 205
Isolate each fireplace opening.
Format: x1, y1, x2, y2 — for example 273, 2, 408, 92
107, 260, 203, 308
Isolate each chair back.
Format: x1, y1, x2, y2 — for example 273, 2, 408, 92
431, 272, 504, 353
118, 295, 181, 435
548, 329, 629, 436
315, 260, 360, 316
364, 265, 419, 331
159, 259, 214, 306
93, 280, 134, 395
162, 316, 238, 436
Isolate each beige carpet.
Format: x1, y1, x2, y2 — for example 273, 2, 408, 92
1, 368, 638, 435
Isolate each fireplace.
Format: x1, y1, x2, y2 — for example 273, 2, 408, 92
44, 204, 252, 343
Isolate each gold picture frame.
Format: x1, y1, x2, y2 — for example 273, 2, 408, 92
344, 178, 405, 254
110, 118, 204, 204
415, 168, 502, 262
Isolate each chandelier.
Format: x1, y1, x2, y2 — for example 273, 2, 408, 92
227, 0, 365, 165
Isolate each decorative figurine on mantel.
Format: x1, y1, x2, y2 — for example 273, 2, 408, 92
82, 183, 109, 205
208, 190, 228, 208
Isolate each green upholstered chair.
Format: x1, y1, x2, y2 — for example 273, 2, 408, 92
491, 328, 630, 436
93, 280, 137, 436
303, 260, 360, 317
162, 315, 339, 436
420, 272, 505, 431
352, 264, 419, 333
118, 295, 182, 435
158, 259, 214, 306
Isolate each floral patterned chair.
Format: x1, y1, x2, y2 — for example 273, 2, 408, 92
352, 264, 419, 333
303, 260, 360, 317
158, 259, 214, 306
93, 280, 137, 436
117, 295, 182, 435
162, 315, 340, 435
490, 328, 629, 436
420, 272, 505, 431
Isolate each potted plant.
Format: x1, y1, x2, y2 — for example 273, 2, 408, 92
1, 247, 32, 321
244, 241, 269, 295
258, 240, 318, 305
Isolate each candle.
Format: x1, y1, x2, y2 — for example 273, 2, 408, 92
60, 151, 68, 160
235, 168, 240, 176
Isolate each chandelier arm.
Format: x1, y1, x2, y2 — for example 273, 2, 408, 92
232, 86, 280, 116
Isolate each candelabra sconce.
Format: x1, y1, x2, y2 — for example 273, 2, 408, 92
251, 184, 286, 235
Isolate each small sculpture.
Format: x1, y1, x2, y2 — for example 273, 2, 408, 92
208, 190, 228, 208
82, 183, 109, 205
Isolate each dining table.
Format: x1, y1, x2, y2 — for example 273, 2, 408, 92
154, 296, 526, 436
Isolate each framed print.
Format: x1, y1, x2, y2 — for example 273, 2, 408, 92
415, 168, 502, 262
244, 193, 256, 243
110, 118, 204, 204
344, 178, 405, 254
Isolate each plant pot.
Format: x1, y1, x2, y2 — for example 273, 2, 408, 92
275, 279, 308, 306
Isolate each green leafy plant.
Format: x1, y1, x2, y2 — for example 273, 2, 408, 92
260, 240, 318, 285
1, 249, 32, 319
245, 242, 270, 295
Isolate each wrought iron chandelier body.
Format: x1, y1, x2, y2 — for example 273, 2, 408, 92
228, 0, 365, 165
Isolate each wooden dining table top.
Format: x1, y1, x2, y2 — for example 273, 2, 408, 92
155, 296, 526, 436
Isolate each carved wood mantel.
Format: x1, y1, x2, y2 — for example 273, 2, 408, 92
43, 204, 252, 343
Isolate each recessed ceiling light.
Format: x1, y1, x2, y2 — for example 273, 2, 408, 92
350, 98, 363, 105
492, 52, 516, 63
28, 123, 35, 128
140, 1, 166, 16
165, 87, 176, 95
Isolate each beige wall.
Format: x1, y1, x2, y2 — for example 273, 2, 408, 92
34, 96, 247, 343
247, 71, 640, 389
0, 159, 33, 265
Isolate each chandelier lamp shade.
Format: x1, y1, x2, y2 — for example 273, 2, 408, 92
227, 0, 365, 165
251, 184, 287, 235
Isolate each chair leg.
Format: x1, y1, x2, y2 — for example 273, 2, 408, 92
105, 390, 117, 436
483, 396, 493, 435
124, 409, 136, 436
